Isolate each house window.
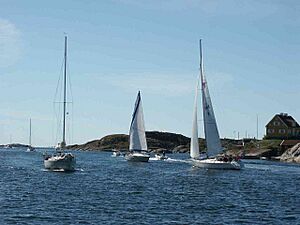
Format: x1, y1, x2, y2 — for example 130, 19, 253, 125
268, 129, 274, 134
279, 129, 286, 134
273, 121, 280, 126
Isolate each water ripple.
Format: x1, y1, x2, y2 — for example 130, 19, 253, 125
0, 149, 299, 224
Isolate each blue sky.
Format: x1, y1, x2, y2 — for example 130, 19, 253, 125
0, 0, 299, 146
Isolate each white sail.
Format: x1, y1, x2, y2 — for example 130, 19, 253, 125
129, 91, 148, 151
200, 40, 222, 157
190, 79, 200, 159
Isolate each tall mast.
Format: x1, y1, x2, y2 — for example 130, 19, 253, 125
62, 36, 67, 148
29, 118, 31, 146
199, 39, 203, 81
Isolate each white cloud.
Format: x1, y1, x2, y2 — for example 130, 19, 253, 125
0, 19, 21, 68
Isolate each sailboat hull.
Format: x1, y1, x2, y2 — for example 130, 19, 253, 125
125, 152, 150, 162
191, 158, 243, 170
44, 153, 76, 171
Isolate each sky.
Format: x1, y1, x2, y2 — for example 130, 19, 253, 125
0, 0, 299, 146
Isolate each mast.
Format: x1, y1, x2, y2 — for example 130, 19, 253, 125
62, 36, 67, 148
29, 118, 32, 146
190, 42, 201, 159
200, 39, 203, 79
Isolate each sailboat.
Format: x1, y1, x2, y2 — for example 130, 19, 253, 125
190, 40, 243, 170
26, 118, 35, 152
125, 91, 150, 162
44, 36, 76, 172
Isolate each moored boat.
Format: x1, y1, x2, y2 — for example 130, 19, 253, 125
26, 118, 35, 152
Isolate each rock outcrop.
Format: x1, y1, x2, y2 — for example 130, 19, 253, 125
280, 143, 300, 163
67, 131, 190, 152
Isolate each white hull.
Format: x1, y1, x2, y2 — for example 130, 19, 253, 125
44, 153, 76, 171
125, 152, 150, 162
191, 158, 243, 170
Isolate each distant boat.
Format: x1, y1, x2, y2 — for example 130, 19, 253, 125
125, 91, 150, 162
112, 149, 121, 157
44, 36, 76, 172
4, 144, 12, 149
155, 151, 168, 160
190, 40, 243, 170
26, 118, 35, 152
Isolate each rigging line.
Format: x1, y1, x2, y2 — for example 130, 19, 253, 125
66, 62, 74, 103
53, 58, 64, 103
54, 103, 60, 145
70, 102, 74, 144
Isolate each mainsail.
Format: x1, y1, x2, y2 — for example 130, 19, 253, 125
129, 91, 148, 151
200, 40, 222, 157
190, 78, 200, 159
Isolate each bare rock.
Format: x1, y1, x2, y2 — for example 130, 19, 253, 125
280, 143, 300, 163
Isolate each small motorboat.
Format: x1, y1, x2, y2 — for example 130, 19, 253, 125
26, 146, 35, 152
112, 151, 121, 157
155, 152, 168, 160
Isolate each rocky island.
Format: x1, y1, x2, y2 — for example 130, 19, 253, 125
67, 131, 191, 153
67, 131, 300, 163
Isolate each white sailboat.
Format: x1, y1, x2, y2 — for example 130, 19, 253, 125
190, 40, 243, 170
44, 36, 76, 172
125, 91, 150, 162
26, 118, 35, 152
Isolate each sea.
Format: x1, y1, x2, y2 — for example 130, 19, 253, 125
0, 148, 299, 225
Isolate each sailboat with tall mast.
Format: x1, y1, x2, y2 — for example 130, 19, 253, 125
26, 118, 35, 152
125, 91, 150, 162
190, 39, 243, 170
44, 36, 76, 172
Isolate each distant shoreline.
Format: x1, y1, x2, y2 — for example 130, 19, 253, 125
2, 131, 299, 163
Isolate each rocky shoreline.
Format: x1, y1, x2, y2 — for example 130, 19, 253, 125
66, 131, 299, 163
280, 143, 300, 163
2, 131, 298, 163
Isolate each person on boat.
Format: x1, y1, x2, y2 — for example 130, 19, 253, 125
223, 155, 228, 162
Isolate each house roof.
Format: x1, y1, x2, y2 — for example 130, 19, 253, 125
277, 114, 300, 127
267, 113, 300, 128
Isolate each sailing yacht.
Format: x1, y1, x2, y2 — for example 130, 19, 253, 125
44, 36, 76, 172
26, 118, 35, 152
190, 40, 243, 170
125, 91, 150, 162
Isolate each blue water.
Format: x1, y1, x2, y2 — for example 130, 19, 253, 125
0, 148, 300, 225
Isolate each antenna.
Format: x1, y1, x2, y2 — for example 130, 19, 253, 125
256, 114, 259, 139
